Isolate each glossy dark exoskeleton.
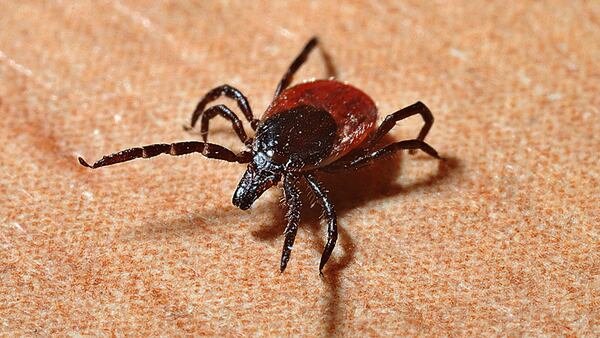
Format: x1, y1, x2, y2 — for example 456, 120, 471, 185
79, 37, 442, 273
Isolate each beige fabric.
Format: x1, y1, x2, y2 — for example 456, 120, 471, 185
1, 1, 598, 336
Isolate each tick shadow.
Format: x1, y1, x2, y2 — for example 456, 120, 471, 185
251, 150, 460, 242
251, 145, 460, 336
136, 201, 278, 243
320, 154, 458, 336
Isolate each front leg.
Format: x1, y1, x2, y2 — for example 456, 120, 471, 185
304, 173, 338, 274
78, 141, 251, 169
280, 174, 302, 273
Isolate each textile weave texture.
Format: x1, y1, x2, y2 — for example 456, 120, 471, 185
1, 1, 598, 336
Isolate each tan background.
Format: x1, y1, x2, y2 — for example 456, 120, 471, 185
1, 1, 598, 336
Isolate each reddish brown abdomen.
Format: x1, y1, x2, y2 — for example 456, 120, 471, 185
263, 80, 378, 163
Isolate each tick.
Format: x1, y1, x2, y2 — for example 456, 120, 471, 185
79, 37, 442, 273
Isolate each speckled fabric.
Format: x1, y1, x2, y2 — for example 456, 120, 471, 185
0, 1, 598, 336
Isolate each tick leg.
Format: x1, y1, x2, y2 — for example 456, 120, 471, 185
198, 104, 249, 144
189, 84, 259, 131
367, 101, 434, 153
323, 139, 441, 173
280, 174, 302, 273
78, 141, 251, 169
274, 37, 319, 98
304, 173, 337, 274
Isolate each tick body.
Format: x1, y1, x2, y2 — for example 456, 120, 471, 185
262, 80, 378, 167
79, 37, 441, 273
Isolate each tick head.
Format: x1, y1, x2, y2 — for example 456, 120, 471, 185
232, 152, 282, 210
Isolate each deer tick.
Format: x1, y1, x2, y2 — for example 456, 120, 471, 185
79, 37, 442, 273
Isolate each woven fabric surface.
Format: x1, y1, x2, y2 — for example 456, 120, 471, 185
1, 1, 598, 336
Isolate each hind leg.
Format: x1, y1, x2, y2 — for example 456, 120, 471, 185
367, 101, 434, 154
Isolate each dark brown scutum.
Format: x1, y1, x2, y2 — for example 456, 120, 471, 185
254, 105, 337, 169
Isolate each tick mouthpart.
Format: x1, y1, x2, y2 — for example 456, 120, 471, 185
232, 165, 281, 211
232, 195, 253, 211
232, 185, 253, 210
